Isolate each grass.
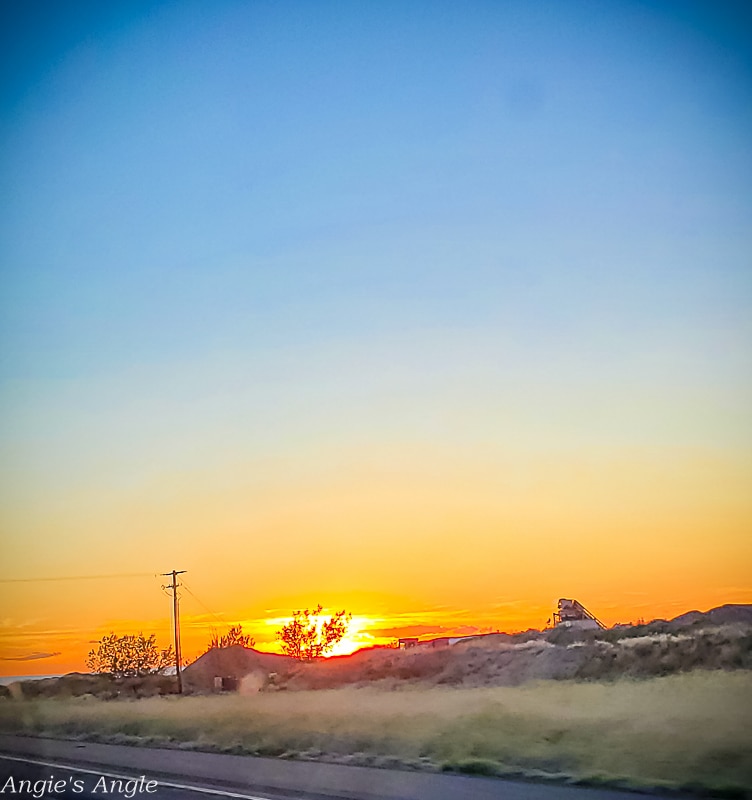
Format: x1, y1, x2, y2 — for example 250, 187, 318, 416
1, 671, 751, 793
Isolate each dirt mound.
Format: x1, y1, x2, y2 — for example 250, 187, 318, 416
670, 603, 752, 628
268, 607, 752, 691
182, 646, 295, 692
273, 639, 591, 690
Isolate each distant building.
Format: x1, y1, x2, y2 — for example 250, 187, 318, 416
398, 637, 419, 649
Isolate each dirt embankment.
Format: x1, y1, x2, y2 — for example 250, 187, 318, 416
270, 619, 752, 692
177, 608, 752, 694
5, 604, 751, 699
259, 605, 752, 692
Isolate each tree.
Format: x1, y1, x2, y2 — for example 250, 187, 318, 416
206, 624, 255, 652
86, 633, 173, 678
277, 604, 351, 661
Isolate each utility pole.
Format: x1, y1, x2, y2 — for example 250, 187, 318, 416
162, 570, 186, 694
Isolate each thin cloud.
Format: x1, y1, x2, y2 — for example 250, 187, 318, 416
368, 625, 448, 638
0, 626, 87, 641
0, 651, 61, 661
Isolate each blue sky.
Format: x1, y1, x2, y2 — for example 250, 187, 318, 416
1, 1, 751, 626
2, 0, 751, 378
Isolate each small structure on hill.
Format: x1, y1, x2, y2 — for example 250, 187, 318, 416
552, 598, 606, 630
213, 676, 238, 691
398, 637, 419, 649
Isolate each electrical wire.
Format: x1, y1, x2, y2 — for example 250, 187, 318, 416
180, 581, 230, 629
0, 573, 157, 583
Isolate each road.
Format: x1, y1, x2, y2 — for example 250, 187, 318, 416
0, 734, 655, 800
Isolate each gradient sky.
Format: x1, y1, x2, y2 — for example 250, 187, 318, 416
1, 0, 751, 675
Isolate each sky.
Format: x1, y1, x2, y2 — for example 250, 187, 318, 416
1, 0, 751, 675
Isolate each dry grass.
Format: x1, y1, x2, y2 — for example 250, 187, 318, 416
2, 671, 751, 793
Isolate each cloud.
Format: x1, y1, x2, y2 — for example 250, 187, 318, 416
453, 625, 487, 635
368, 625, 448, 639
367, 620, 504, 640
0, 651, 61, 661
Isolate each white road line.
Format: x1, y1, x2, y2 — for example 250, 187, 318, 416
0, 754, 275, 800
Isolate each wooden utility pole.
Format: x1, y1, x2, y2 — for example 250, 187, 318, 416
162, 569, 186, 693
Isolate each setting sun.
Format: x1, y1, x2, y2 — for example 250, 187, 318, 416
258, 612, 381, 659
327, 617, 378, 657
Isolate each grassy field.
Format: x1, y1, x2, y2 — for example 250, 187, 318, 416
2, 671, 751, 793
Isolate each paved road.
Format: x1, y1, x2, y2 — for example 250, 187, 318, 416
0, 735, 654, 800
0, 757, 239, 800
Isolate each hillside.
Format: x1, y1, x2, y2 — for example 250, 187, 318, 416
669, 603, 752, 628
3, 603, 750, 700
182, 603, 752, 693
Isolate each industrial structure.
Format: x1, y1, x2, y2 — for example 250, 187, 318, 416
552, 598, 606, 630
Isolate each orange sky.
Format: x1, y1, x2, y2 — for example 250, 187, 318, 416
2, 443, 751, 676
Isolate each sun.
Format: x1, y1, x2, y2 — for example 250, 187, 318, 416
261, 612, 383, 657
327, 615, 375, 656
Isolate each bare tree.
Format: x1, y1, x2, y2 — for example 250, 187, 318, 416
206, 624, 255, 651
277, 605, 351, 661
86, 633, 173, 678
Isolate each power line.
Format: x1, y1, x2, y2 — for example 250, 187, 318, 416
0, 573, 157, 584
181, 581, 229, 629
161, 570, 186, 694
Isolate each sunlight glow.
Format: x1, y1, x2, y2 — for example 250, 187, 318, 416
262, 614, 381, 657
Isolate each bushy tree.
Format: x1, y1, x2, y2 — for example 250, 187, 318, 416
277, 605, 351, 661
86, 633, 173, 678
206, 624, 255, 651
